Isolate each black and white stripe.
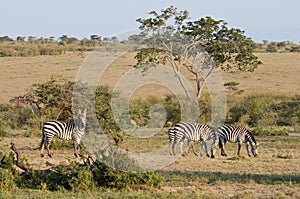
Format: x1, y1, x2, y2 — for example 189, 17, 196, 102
167, 126, 176, 155
218, 124, 259, 157
198, 124, 217, 158
40, 109, 87, 158
169, 122, 217, 157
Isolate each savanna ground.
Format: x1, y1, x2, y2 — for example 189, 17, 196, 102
0, 52, 300, 198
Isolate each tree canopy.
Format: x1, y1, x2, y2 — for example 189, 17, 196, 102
134, 6, 262, 97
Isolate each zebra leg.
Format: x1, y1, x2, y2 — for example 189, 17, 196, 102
245, 142, 251, 157
237, 142, 242, 156
219, 140, 227, 156
205, 142, 209, 157
40, 142, 45, 158
46, 142, 52, 158
169, 141, 174, 155
211, 140, 216, 158
180, 140, 185, 155
200, 141, 209, 157
172, 142, 176, 155
191, 141, 198, 156
74, 142, 78, 157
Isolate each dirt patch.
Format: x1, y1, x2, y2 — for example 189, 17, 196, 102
1, 136, 79, 171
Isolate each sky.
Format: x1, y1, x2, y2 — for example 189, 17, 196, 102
1, 0, 300, 43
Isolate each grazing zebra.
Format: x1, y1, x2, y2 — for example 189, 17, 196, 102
169, 122, 217, 157
40, 109, 87, 158
217, 124, 259, 157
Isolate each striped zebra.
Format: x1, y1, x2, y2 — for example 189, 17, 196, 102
169, 122, 217, 157
40, 109, 87, 158
217, 124, 259, 157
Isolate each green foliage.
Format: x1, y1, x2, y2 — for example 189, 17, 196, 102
0, 148, 161, 191
135, 6, 261, 97
0, 151, 15, 169
44, 162, 95, 191
47, 139, 74, 150
90, 159, 161, 189
0, 169, 17, 190
266, 42, 278, 52
128, 93, 212, 128
0, 103, 36, 131
270, 95, 300, 127
290, 45, 300, 52
253, 40, 300, 53
95, 86, 124, 146
252, 128, 289, 136
164, 94, 181, 125
227, 94, 299, 128
0, 151, 19, 191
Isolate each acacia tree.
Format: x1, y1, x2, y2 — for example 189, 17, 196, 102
134, 6, 262, 97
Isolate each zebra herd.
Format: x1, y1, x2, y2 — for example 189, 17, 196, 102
168, 121, 259, 158
40, 109, 258, 158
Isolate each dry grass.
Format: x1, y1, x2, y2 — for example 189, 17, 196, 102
0, 52, 84, 103
0, 52, 300, 198
1, 132, 299, 198
1, 52, 300, 103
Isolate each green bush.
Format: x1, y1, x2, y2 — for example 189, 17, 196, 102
252, 128, 289, 136
227, 94, 299, 128
0, 151, 19, 191
0, 147, 161, 192
270, 95, 300, 127
0, 169, 16, 190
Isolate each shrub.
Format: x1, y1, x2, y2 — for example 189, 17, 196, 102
0, 147, 161, 191
0, 169, 16, 190
0, 151, 19, 190
270, 95, 300, 127
252, 128, 289, 136
227, 94, 299, 128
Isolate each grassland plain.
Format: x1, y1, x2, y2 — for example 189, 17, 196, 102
0, 52, 300, 103
0, 52, 300, 198
0, 133, 300, 198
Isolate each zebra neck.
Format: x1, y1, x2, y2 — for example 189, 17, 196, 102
246, 133, 256, 145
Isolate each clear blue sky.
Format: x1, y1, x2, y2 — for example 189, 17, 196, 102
1, 0, 299, 42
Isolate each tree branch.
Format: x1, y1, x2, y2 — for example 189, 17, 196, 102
10, 142, 29, 172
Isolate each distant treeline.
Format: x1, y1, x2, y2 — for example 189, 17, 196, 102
0, 35, 299, 57
253, 40, 300, 53
0, 35, 114, 57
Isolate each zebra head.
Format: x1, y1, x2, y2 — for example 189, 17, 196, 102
76, 109, 87, 130
251, 142, 259, 157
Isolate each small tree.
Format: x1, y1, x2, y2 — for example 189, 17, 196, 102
11, 78, 74, 125
135, 6, 262, 97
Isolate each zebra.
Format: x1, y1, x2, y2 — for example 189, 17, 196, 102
40, 109, 87, 158
169, 122, 217, 157
217, 124, 259, 157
